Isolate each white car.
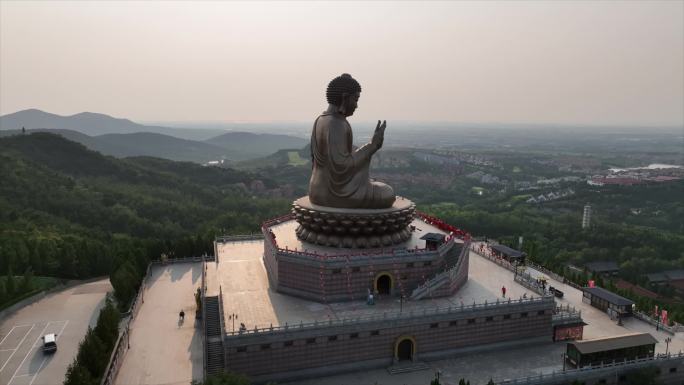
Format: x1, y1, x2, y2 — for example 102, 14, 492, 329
42, 333, 57, 353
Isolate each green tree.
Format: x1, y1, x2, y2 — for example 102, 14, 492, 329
0, 278, 6, 304
94, 298, 121, 351
195, 288, 202, 315
63, 362, 95, 385
6, 269, 16, 296
76, 327, 108, 380
20, 267, 34, 293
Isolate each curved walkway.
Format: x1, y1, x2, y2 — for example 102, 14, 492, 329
114, 262, 203, 385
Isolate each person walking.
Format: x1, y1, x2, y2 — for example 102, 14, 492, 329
501, 286, 507, 298
179, 310, 185, 322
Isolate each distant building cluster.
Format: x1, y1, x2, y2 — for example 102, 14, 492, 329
412, 151, 461, 165
370, 153, 410, 168
433, 150, 500, 168
373, 172, 454, 189
537, 176, 585, 185
588, 166, 683, 186
525, 188, 575, 204
466, 171, 507, 185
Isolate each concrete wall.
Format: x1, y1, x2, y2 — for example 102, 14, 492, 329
224, 296, 554, 383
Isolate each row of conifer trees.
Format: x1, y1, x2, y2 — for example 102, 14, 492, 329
63, 297, 121, 385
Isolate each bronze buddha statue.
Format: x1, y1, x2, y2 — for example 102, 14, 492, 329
308, 74, 396, 209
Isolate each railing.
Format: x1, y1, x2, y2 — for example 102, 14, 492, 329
215, 234, 264, 243
552, 311, 583, 325
634, 310, 676, 335
202, 260, 208, 380
261, 213, 296, 228
218, 286, 227, 369
225, 295, 553, 338
471, 244, 517, 274
514, 271, 546, 296
499, 352, 684, 384
160, 255, 208, 265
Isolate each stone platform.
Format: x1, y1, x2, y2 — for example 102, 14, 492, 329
263, 212, 467, 302
293, 196, 416, 248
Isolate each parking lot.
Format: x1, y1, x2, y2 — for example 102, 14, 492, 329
0, 279, 111, 385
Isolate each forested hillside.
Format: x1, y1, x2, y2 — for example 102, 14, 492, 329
0, 132, 289, 307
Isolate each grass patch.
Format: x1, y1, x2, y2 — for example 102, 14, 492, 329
287, 151, 308, 166
471, 187, 485, 196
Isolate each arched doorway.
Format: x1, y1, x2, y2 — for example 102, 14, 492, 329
394, 336, 416, 362
375, 273, 392, 295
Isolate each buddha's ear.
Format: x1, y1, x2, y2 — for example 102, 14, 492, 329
338, 92, 350, 114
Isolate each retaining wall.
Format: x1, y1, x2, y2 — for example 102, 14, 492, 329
225, 296, 555, 383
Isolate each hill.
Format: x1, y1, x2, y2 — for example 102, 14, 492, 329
0, 132, 289, 282
0, 109, 225, 140
1, 109, 309, 161
206, 131, 307, 160
1, 129, 228, 163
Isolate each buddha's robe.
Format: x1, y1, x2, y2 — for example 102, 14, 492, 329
308, 111, 395, 209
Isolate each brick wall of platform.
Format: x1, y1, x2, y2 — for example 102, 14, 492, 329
276, 258, 445, 301
224, 296, 554, 382
265, 238, 465, 302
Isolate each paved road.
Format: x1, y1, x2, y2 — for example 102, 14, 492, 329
115, 262, 203, 385
0, 279, 111, 385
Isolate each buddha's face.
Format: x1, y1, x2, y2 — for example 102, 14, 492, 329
341, 92, 360, 116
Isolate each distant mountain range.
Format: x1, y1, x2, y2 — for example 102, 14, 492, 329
0, 109, 307, 163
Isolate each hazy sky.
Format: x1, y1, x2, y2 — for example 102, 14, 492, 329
1, 1, 683, 127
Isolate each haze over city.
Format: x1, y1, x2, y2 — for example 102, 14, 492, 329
1, 1, 683, 127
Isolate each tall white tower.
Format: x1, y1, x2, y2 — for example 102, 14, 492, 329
582, 203, 592, 229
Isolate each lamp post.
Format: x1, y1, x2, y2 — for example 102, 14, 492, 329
562, 352, 566, 371
228, 313, 238, 333
666, 337, 672, 356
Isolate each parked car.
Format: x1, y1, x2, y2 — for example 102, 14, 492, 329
42, 333, 57, 353
549, 286, 564, 298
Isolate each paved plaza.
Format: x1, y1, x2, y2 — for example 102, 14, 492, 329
0, 279, 111, 385
115, 262, 203, 385
211, 237, 509, 335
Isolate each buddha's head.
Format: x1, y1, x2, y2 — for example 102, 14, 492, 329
326, 73, 361, 116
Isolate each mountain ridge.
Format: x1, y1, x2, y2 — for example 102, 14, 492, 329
1, 109, 307, 163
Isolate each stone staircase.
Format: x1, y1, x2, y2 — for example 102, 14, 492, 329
444, 244, 462, 269
204, 296, 225, 376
